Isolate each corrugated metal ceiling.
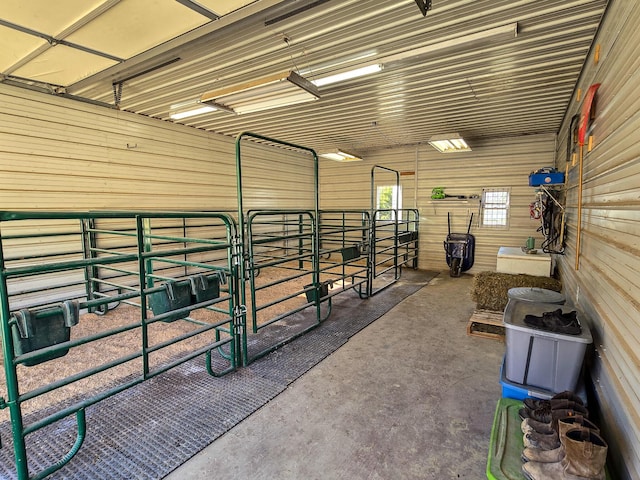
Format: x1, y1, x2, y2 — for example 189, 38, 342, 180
1, 0, 608, 154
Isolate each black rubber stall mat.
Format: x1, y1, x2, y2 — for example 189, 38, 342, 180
0, 269, 438, 480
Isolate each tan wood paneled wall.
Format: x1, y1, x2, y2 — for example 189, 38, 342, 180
319, 134, 557, 273
554, 1, 640, 478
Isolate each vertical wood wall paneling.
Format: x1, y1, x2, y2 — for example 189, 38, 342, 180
553, 1, 640, 478
319, 134, 556, 273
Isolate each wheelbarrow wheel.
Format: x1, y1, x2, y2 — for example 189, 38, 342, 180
449, 257, 462, 277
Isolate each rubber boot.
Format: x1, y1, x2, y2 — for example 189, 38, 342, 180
522, 428, 607, 480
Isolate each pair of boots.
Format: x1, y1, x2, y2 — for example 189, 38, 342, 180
522, 415, 598, 451
519, 391, 589, 430
521, 420, 608, 479
524, 309, 582, 335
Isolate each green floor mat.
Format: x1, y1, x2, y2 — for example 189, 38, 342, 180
486, 397, 613, 480
487, 398, 526, 480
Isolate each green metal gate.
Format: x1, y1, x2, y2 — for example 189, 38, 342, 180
318, 209, 371, 300
370, 165, 420, 295
0, 211, 239, 480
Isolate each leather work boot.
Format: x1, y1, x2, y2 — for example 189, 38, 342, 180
520, 402, 589, 423
522, 442, 565, 464
522, 415, 600, 464
522, 428, 607, 480
524, 429, 561, 450
522, 413, 597, 437
524, 391, 584, 411
557, 415, 599, 435
522, 417, 556, 435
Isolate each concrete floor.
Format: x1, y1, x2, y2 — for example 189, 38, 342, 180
165, 272, 505, 480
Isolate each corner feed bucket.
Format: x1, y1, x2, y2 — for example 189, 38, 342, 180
503, 301, 592, 393
190, 274, 221, 303
305, 281, 330, 303
341, 245, 361, 261
148, 281, 192, 322
11, 301, 80, 366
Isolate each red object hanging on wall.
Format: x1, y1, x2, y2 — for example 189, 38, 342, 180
578, 83, 601, 145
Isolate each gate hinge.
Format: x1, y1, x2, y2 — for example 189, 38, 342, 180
233, 305, 247, 335
231, 236, 242, 266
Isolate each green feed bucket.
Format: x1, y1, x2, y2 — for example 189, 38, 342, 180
11, 300, 79, 366
148, 281, 192, 322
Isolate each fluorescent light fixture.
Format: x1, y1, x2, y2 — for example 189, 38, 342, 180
312, 64, 383, 87
379, 23, 517, 65
303, 24, 516, 89
298, 51, 378, 77
200, 70, 319, 114
169, 102, 217, 120
320, 149, 363, 162
428, 133, 471, 153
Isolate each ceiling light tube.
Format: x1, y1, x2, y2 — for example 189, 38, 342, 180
304, 24, 515, 89
169, 104, 217, 120
298, 51, 378, 76
312, 64, 383, 87
200, 70, 319, 114
428, 133, 471, 153
320, 149, 363, 162
379, 23, 517, 65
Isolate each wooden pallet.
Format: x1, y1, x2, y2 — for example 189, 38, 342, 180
467, 309, 505, 341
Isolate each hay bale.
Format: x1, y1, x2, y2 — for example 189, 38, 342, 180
471, 271, 562, 312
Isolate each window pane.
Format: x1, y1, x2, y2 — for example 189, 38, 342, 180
485, 191, 509, 204
481, 188, 510, 228
483, 209, 507, 226
376, 185, 402, 221
377, 186, 394, 210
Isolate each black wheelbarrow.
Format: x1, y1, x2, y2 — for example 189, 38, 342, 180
443, 212, 475, 277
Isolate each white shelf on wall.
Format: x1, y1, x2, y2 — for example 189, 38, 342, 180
428, 197, 481, 224
428, 197, 480, 204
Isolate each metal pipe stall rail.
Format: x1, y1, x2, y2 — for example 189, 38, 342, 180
317, 210, 371, 299
235, 133, 321, 366
369, 208, 420, 297
397, 208, 419, 270
0, 210, 240, 480
370, 165, 401, 296
242, 210, 321, 365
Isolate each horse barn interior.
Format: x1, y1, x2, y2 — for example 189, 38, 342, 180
0, 0, 638, 479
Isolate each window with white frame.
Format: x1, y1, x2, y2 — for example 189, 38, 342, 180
376, 185, 402, 221
481, 188, 510, 228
